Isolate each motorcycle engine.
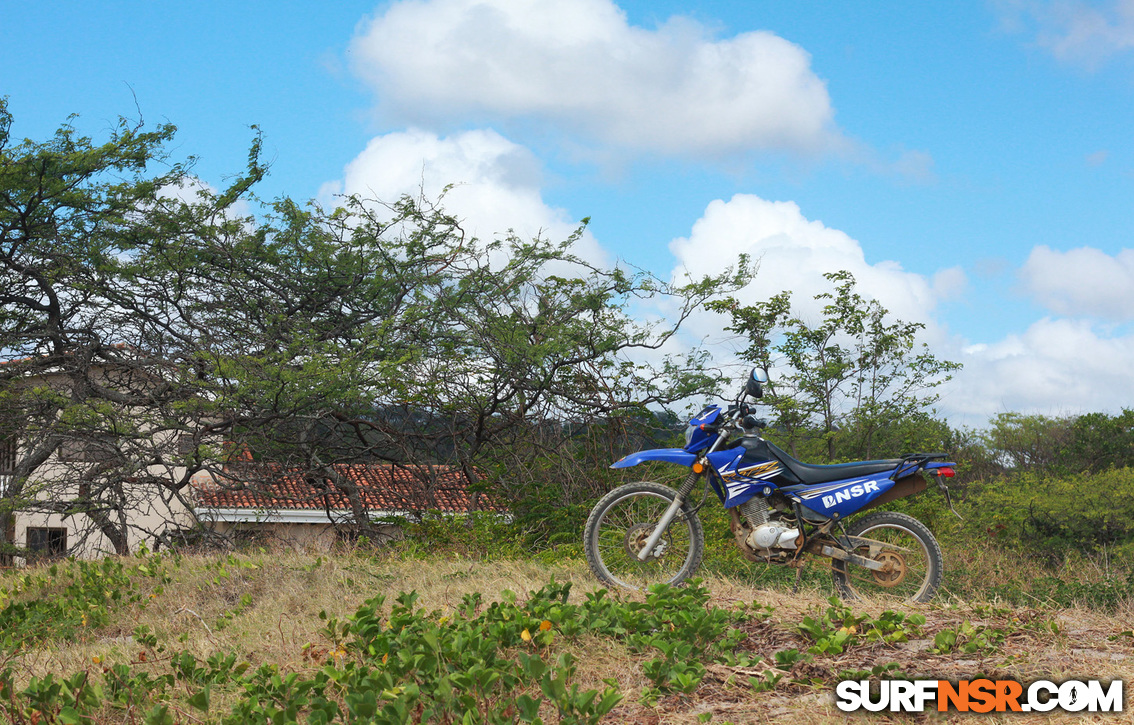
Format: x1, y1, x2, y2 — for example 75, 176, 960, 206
739, 498, 801, 553
739, 497, 770, 527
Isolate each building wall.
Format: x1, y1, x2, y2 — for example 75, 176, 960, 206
1, 365, 207, 562
3, 370, 423, 563
12, 463, 409, 561
12, 460, 198, 562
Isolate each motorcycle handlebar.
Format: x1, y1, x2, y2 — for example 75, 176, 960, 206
726, 402, 755, 417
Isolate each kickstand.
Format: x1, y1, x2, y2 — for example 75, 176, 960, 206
792, 565, 803, 594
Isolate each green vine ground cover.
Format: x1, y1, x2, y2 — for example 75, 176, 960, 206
0, 550, 1131, 724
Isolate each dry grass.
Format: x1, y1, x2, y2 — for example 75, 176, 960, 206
603, 594, 1134, 725
3, 546, 1134, 724
940, 538, 1134, 610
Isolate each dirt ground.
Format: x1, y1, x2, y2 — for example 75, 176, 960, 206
607, 582, 1134, 724
5, 552, 1132, 724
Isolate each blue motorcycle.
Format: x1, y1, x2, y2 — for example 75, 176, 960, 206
583, 369, 957, 602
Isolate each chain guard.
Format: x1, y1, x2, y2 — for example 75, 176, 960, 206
811, 534, 913, 577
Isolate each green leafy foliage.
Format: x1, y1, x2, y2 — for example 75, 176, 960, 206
1, 100, 747, 558
965, 466, 1134, 557
0, 553, 172, 653
976, 410, 1134, 478
708, 270, 960, 461
0, 568, 776, 722
931, 620, 1007, 655
794, 597, 925, 656
838, 662, 905, 681
0, 547, 1116, 723
231, 577, 740, 722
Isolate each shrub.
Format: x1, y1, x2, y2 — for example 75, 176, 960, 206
966, 467, 1134, 557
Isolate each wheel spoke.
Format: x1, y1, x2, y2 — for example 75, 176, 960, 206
585, 485, 703, 591
832, 514, 941, 604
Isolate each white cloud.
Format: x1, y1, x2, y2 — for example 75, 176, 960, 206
1086, 149, 1109, 165
997, 0, 1134, 67
664, 194, 1134, 424
887, 149, 937, 184
349, 0, 840, 158
669, 195, 945, 328
1020, 244, 1134, 319
320, 134, 1134, 425
320, 127, 607, 263
932, 266, 968, 299
946, 317, 1134, 421
661, 194, 961, 419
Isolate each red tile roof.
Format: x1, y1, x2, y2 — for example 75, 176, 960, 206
195, 463, 500, 514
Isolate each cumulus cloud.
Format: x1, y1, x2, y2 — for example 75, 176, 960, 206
317, 132, 1134, 424
947, 317, 1134, 421
932, 266, 968, 299
320, 127, 605, 262
997, 0, 1134, 67
349, 0, 840, 158
659, 194, 962, 419
669, 195, 946, 328
1020, 244, 1134, 319
663, 194, 1134, 423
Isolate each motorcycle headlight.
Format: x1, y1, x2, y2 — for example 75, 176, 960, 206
684, 425, 695, 447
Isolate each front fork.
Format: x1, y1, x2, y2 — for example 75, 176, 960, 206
636, 468, 701, 561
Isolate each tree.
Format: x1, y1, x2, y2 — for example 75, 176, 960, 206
117, 190, 744, 540
975, 409, 1134, 477
708, 271, 960, 461
1, 99, 746, 555
0, 97, 259, 556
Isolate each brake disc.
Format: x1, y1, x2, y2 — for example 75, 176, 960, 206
625, 523, 667, 560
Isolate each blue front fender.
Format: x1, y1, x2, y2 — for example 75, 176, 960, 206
610, 448, 697, 469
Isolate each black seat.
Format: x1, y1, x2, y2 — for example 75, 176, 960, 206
761, 439, 900, 485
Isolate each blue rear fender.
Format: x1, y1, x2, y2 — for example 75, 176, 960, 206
922, 461, 956, 472
610, 448, 697, 469
892, 459, 957, 480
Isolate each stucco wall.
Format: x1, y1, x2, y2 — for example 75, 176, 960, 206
12, 460, 198, 561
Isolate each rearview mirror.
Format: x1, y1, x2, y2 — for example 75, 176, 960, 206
745, 368, 768, 398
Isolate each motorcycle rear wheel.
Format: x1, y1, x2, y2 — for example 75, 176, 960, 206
831, 511, 943, 604
584, 481, 705, 591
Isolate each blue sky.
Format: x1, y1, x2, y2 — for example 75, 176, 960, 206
5, 1, 1134, 424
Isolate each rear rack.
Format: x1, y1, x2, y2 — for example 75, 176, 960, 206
890, 453, 948, 481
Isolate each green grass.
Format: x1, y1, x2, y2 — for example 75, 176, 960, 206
0, 516, 1132, 723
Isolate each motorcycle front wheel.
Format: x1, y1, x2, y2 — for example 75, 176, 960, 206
831, 511, 943, 604
584, 481, 705, 591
